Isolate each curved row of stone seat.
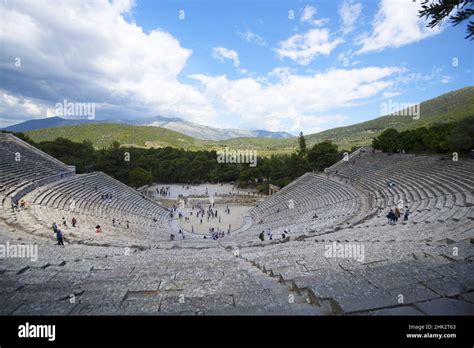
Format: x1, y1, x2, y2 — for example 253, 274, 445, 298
25, 172, 169, 224
325, 150, 474, 227
249, 173, 361, 223
231, 215, 474, 315
0, 223, 323, 315
0, 134, 74, 205
247, 198, 358, 235
330, 151, 472, 201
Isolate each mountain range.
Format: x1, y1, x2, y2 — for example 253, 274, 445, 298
2, 115, 293, 141
3, 86, 473, 155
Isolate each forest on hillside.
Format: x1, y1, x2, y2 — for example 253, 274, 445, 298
6, 116, 473, 191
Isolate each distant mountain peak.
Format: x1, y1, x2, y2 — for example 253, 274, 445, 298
2, 114, 293, 140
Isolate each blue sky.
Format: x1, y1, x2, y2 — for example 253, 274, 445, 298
0, 0, 472, 134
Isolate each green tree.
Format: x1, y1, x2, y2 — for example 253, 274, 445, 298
448, 115, 474, 151
298, 131, 306, 156
128, 167, 153, 188
372, 128, 400, 152
419, 0, 474, 40
307, 140, 339, 171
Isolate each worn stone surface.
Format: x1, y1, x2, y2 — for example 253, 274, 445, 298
1, 140, 473, 316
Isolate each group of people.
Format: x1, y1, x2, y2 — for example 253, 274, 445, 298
386, 206, 410, 225
11, 199, 27, 211
60, 216, 77, 227
100, 193, 113, 201
170, 229, 186, 241
50, 214, 136, 245
156, 186, 171, 197
258, 228, 289, 242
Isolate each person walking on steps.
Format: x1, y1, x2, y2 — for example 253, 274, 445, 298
55, 229, 64, 246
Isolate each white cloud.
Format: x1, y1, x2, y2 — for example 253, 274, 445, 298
0, 0, 414, 134
339, 0, 362, 34
267, 67, 295, 83
356, 0, 443, 54
275, 29, 344, 65
301, 5, 329, 27
0, 0, 215, 125
441, 75, 453, 84
337, 49, 361, 67
0, 92, 49, 117
239, 31, 267, 46
0, 92, 57, 127
190, 66, 400, 132
289, 114, 348, 134
212, 47, 248, 74
212, 47, 240, 67
382, 91, 402, 98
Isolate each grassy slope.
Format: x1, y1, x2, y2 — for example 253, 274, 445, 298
26, 123, 204, 150
219, 86, 474, 152
26, 87, 474, 154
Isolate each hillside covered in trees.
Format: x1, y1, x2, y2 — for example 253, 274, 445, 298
5, 115, 472, 191
9, 132, 340, 191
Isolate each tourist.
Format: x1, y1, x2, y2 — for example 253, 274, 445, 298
395, 207, 401, 219
386, 210, 396, 225
404, 206, 410, 221
52, 222, 58, 233
170, 233, 175, 241
95, 225, 101, 233
394, 207, 400, 222
62, 217, 67, 227
55, 229, 64, 246
71, 217, 77, 227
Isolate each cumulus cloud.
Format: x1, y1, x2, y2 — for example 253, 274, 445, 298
190, 66, 401, 132
356, 0, 443, 54
0, 0, 215, 125
0, 0, 409, 134
275, 29, 344, 65
301, 5, 329, 27
0, 92, 56, 127
339, 0, 362, 34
